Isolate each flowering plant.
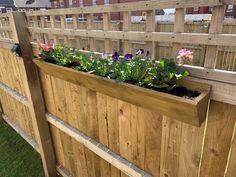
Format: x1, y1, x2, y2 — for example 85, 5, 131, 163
38, 43, 55, 63
38, 43, 54, 52
38, 44, 191, 91
177, 48, 193, 65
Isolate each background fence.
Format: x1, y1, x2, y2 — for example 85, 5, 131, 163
0, 1, 236, 177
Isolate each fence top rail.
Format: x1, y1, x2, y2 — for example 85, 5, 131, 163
28, 27, 236, 46
0, 13, 10, 18
25, 0, 236, 16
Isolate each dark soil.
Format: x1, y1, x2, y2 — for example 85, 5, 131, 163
64, 61, 79, 67
154, 86, 200, 99
127, 80, 200, 99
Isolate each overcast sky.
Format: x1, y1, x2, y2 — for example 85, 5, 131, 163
163, 8, 176, 14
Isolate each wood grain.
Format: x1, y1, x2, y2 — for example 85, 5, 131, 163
199, 101, 236, 177
9, 12, 57, 177
35, 60, 210, 126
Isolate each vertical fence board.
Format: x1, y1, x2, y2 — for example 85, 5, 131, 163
225, 123, 236, 177
72, 15, 81, 49
160, 117, 205, 177
204, 6, 225, 68
103, 13, 112, 53
199, 101, 236, 177
69, 83, 90, 177
142, 109, 162, 176
87, 14, 95, 51
97, 93, 111, 177
123, 11, 131, 53
145, 10, 155, 59
39, 73, 66, 169
50, 15, 58, 44
106, 96, 121, 177
60, 15, 69, 44
172, 8, 185, 57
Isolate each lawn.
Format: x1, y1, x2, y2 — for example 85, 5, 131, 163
0, 121, 45, 177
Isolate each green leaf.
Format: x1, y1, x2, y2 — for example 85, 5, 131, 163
159, 59, 165, 68
182, 71, 189, 77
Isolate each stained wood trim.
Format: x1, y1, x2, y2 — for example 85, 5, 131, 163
46, 112, 153, 177
25, 0, 236, 16
0, 81, 30, 107
28, 27, 236, 46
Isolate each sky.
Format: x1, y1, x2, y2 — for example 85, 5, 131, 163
163, 8, 175, 14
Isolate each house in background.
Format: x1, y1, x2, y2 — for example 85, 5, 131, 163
0, 0, 15, 13
186, 5, 236, 18
50, 0, 164, 20
14, 0, 51, 11
0, 0, 51, 13
225, 5, 236, 18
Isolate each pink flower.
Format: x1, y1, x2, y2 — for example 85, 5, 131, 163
177, 48, 193, 65
44, 44, 54, 52
38, 43, 54, 52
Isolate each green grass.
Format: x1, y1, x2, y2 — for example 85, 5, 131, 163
0, 121, 45, 177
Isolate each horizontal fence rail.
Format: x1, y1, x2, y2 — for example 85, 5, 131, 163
28, 27, 236, 46
0, 81, 30, 107
46, 113, 153, 177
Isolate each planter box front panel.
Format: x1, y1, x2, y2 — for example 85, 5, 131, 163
35, 59, 210, 126
39, 70, 163, 177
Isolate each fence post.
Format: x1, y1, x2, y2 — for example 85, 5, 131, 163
8, 12, 57, 177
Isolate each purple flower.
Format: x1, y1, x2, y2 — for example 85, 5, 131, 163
136, 49, 144, 55
124, 53, 133, 61
101, 53, 108, 60
112, 52, 119, 62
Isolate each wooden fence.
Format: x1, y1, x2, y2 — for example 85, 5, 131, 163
0, 1, 236, 177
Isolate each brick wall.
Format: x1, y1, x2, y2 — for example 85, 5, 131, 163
186, 7, 211, 14
225, 5, 236, 18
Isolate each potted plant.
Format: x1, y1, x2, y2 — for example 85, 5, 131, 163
34, 44, 210, 126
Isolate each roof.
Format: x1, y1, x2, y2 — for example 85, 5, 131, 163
13, 0, 51, 8
0, 0, 14, 6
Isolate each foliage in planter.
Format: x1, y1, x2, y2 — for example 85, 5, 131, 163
38, 44, 194, 96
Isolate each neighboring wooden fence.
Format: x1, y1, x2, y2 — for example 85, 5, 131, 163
0, 1, 236, 177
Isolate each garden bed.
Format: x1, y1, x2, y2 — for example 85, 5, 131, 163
34, 59, 210, 126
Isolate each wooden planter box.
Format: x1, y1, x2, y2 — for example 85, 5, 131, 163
34, 59, 211, 127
